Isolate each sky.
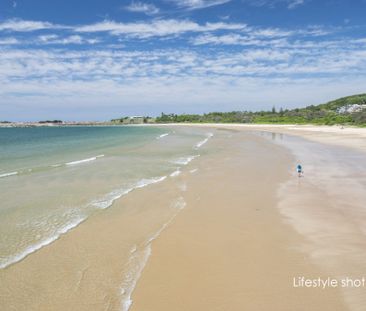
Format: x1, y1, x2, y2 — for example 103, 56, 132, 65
0, 0, 366, 121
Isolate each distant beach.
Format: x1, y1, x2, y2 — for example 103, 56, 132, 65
1, 124, 365, 310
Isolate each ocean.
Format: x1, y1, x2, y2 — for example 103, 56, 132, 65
0, 125, 213, 271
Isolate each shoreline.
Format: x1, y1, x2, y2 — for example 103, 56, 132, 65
2, 122, 366, 152
147, 123, 366, 154
1, 125, 365, 310
129, 125, 366, 311
1, 121, 366, 131
0, 126, 209, 310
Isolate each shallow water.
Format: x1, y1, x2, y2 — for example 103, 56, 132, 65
0, 126, 213, 270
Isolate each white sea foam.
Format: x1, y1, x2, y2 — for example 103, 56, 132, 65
1, 174, 168, 270
195, 133, 213, 149
130, 245, 137, 254
0, 171, 18, 178
92, 176, 167, 210
172, 197, 186, 210
173, 155, 200, 166
120, 244, 152, 311
91, 188, 133, 209
120, 197, 186, 311
189, 168, 198, 174
170, 169, 181, 177
65, 154, 104, 166
134, 176, 167, 189
0, 217, 85, 269
156, 133, 169, 139
66, 157, 97, 165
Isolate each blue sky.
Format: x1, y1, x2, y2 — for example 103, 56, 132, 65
0, 0, 366, 121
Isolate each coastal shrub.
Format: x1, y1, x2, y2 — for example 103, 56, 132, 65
153, 94, 366, 126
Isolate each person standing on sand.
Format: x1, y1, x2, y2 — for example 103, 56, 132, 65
297, 164, 303, 177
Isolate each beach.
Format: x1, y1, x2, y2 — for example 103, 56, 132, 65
130, 125, 366, 311
1, 125, 366, 310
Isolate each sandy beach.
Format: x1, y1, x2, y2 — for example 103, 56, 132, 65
2, 0, 365, 309
1, 125, 366, 311
154, 123, 366, 152
130, 124, 366, 311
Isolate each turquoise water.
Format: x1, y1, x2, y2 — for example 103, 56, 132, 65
0, 126, 212, 269
0, 126, 163, 174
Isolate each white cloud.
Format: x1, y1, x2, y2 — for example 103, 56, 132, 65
125, 1, 160, 15
287, 0, 304, 9
0, 18, 326, 43
251, 28, 293, 38
1, 73, 365, 121
0, 19, 61, 32
167, 0, 231, 10
75, 19, 247, 38
243, 0, 306, 9
37, 34, 99, 45
38, 34, 59, 42
56, 35, 82, 44
191, 25, 330, 47
0, 16, 364, 120
193, 33, 254, 45
1, 39, 365, 83
0, 37, 19, 45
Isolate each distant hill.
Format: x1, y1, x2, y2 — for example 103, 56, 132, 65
155, 94, 366, 126
313, 94, 366, 112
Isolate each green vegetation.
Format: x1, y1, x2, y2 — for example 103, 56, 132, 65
156, 94, 366, 126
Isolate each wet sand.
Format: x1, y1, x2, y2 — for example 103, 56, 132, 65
0, 170, 186, 310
